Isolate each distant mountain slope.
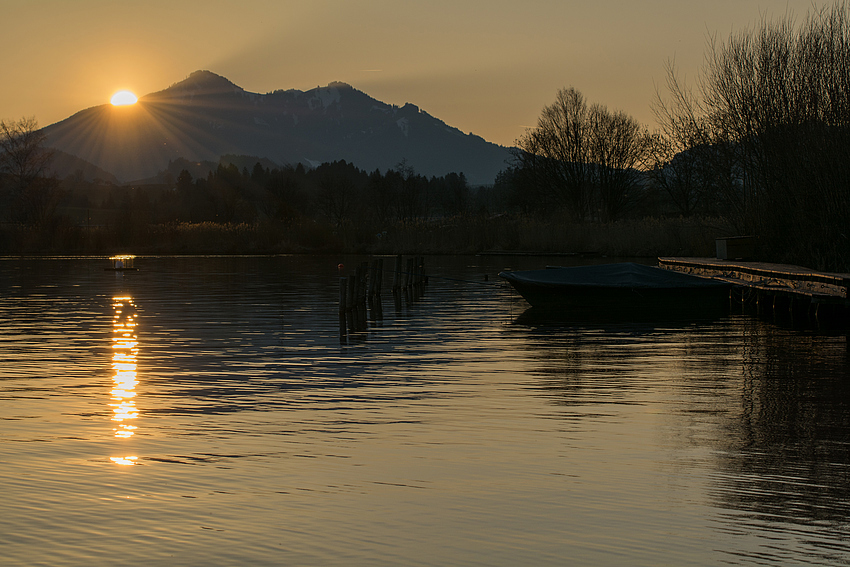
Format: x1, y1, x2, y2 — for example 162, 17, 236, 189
49, 150, 120, 184
42, 70, 512, 185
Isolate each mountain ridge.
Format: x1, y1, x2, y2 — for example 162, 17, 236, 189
43, 70, 512, 185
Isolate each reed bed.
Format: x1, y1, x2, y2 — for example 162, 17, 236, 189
0, 215, 731, 258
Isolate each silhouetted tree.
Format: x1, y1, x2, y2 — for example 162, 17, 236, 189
393, 159, 426, 222
435, 172, 470, 217
176, 169, 193, 192
514, 88, 594, 219
261, 165, 303, 222
588, 107, 651, 220
251, 162, 268, 185
515, 88, 650, 221
0, 117, 59, 225
365, 168, 396, 226
655, 2, 850, 269
315, 160, 363, 227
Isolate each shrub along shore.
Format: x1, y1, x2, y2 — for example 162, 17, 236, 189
0, 215, 730, 259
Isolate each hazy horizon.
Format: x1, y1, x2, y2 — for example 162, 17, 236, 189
2, 0, 825, 147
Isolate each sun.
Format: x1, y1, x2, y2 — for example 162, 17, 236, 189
110, 90, 138, 106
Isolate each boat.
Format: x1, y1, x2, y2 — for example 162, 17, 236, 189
105, 255, 138, 272
499, 262, 732, 314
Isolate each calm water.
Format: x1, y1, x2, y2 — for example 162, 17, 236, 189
1, 255, 849, 566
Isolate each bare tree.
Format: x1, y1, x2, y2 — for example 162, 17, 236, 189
515, 88, 650, 221
650, 65, 720, 217
654, 2, 850, 268
0, 117, 58, 225
514, 88, 594, 219
588, 106, 651, 221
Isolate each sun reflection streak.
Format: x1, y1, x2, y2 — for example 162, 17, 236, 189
110, 296, 140, 449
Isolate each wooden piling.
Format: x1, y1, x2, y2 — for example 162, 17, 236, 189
347, 274, 356, 311
405, 258, 414, 289
368, 261, 378, 300
392, 255, 402, 292
339, 277, 348, 314
354, 264, 363, 305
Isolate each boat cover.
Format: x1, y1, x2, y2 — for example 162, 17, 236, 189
499, 262, 727, 289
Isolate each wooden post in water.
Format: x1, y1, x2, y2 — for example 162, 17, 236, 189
368, 261, 378, 302
407, 257, 415, 290
355, 263, 363, 305
339, 277, 348, 314
392, 254, 402, 293
362, 262, 371, 328
411, 257, 418, 289
351, 269, 363, 333
416, 256, 424, 290
375, 258, 384, 297
374, 260, 384, 322
406, 257, 415, 302
339, 276, 348, 340
347, 274, 356, 312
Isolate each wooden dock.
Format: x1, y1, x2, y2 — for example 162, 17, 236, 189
658, 257, 850, 318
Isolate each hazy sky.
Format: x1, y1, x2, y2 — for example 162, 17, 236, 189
1, 0, 824, 147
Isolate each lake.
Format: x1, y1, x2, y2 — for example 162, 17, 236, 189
1, 255, 849, 566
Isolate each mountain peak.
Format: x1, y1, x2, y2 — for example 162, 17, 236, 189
185, 69, 236, 86
327, 81, 353, 90
153, 70, 244, 99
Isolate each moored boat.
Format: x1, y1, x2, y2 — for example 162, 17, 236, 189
499, 262, 731, 314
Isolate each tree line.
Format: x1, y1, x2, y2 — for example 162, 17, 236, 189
166, 158, 479, 227
3, 2, 850, 267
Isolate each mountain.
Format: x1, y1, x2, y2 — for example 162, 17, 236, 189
42, 70, 512, 186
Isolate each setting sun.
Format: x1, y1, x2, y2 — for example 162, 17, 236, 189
110, 90, 138, 106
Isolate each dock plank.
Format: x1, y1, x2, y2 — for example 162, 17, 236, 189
658, 257, 850, 303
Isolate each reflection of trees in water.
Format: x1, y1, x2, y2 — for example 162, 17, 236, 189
519, 314, 850, 539
520, 324, 634, 407
515, 318, 736, 408
718, 317, 850, 528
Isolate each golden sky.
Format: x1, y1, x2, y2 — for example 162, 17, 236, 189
2, 0, 821, 148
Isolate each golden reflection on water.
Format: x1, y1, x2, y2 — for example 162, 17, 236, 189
110, 296, 139, 462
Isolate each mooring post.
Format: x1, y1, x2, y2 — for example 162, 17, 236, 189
339, 277, 348, 314
406, 257, 415, 289
355, 263, 364, 307
411, 257, 418, 289
347, 274, 356, 312
402, 257, 409, 290
392, 254, 402, 292
376, 258, 384, 297
368, 260, 378, 301
339, 275, 349, 340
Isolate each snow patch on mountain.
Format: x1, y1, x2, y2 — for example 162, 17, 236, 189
310, 86, 342, 110
396, 118, 409, 137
